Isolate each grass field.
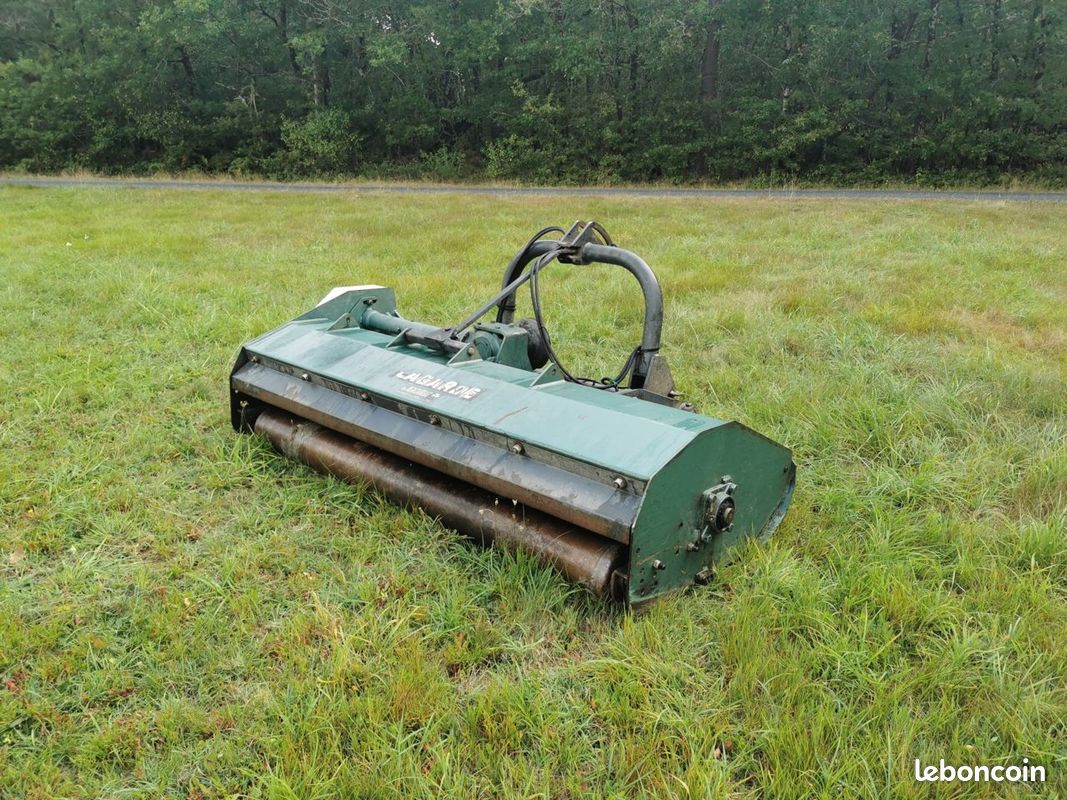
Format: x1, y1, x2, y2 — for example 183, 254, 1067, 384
1, 186, 1064, 799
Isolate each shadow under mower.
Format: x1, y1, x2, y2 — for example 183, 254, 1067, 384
230, 221, 795, 605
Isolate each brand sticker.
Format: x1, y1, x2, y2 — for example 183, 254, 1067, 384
393, 370, 482, 401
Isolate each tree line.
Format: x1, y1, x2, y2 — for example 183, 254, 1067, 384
1, 0, 1063, 184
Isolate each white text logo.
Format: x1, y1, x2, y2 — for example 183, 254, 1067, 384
914, 758, 1045, 783
393, 370, 482, 401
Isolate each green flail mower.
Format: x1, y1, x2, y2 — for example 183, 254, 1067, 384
230, 221, 795, 604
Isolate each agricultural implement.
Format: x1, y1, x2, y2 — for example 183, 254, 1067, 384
230, 221, 795, 604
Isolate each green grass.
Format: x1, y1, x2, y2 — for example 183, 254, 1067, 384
1, 187, 1064, 799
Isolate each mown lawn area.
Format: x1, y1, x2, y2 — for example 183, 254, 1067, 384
1, 186, 1064, 798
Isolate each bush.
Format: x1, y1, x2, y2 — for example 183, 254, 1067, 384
484, 135, 544, 181
275, 109, 361, 177
418, 147, 468, 181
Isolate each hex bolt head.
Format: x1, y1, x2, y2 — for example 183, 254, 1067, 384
510, 442, 525, 455
300, 372, 310, 381
612, 477, 627, 491
429, 414, 441, 426
652, 559, 666, 571
359, 391, 370, 401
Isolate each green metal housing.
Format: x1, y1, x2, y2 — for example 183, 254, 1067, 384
231, 283, 795, 604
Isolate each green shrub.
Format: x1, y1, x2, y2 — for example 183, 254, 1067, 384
419, 147, 467, 181
484, 135, 543, 181
276, 109, 361, 177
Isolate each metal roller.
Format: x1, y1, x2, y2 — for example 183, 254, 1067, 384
254, 408, 628, 597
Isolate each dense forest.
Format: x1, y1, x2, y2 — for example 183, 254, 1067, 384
0, 0, 1064, 184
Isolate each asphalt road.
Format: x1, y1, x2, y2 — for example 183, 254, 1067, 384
2, 175, 1065, 202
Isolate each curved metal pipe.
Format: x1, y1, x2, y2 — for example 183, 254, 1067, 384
494, 238, 664, 386
495, 239, 559, 324
579, 243, 663, 373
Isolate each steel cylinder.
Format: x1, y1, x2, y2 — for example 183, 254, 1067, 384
253, 408, 628, 597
